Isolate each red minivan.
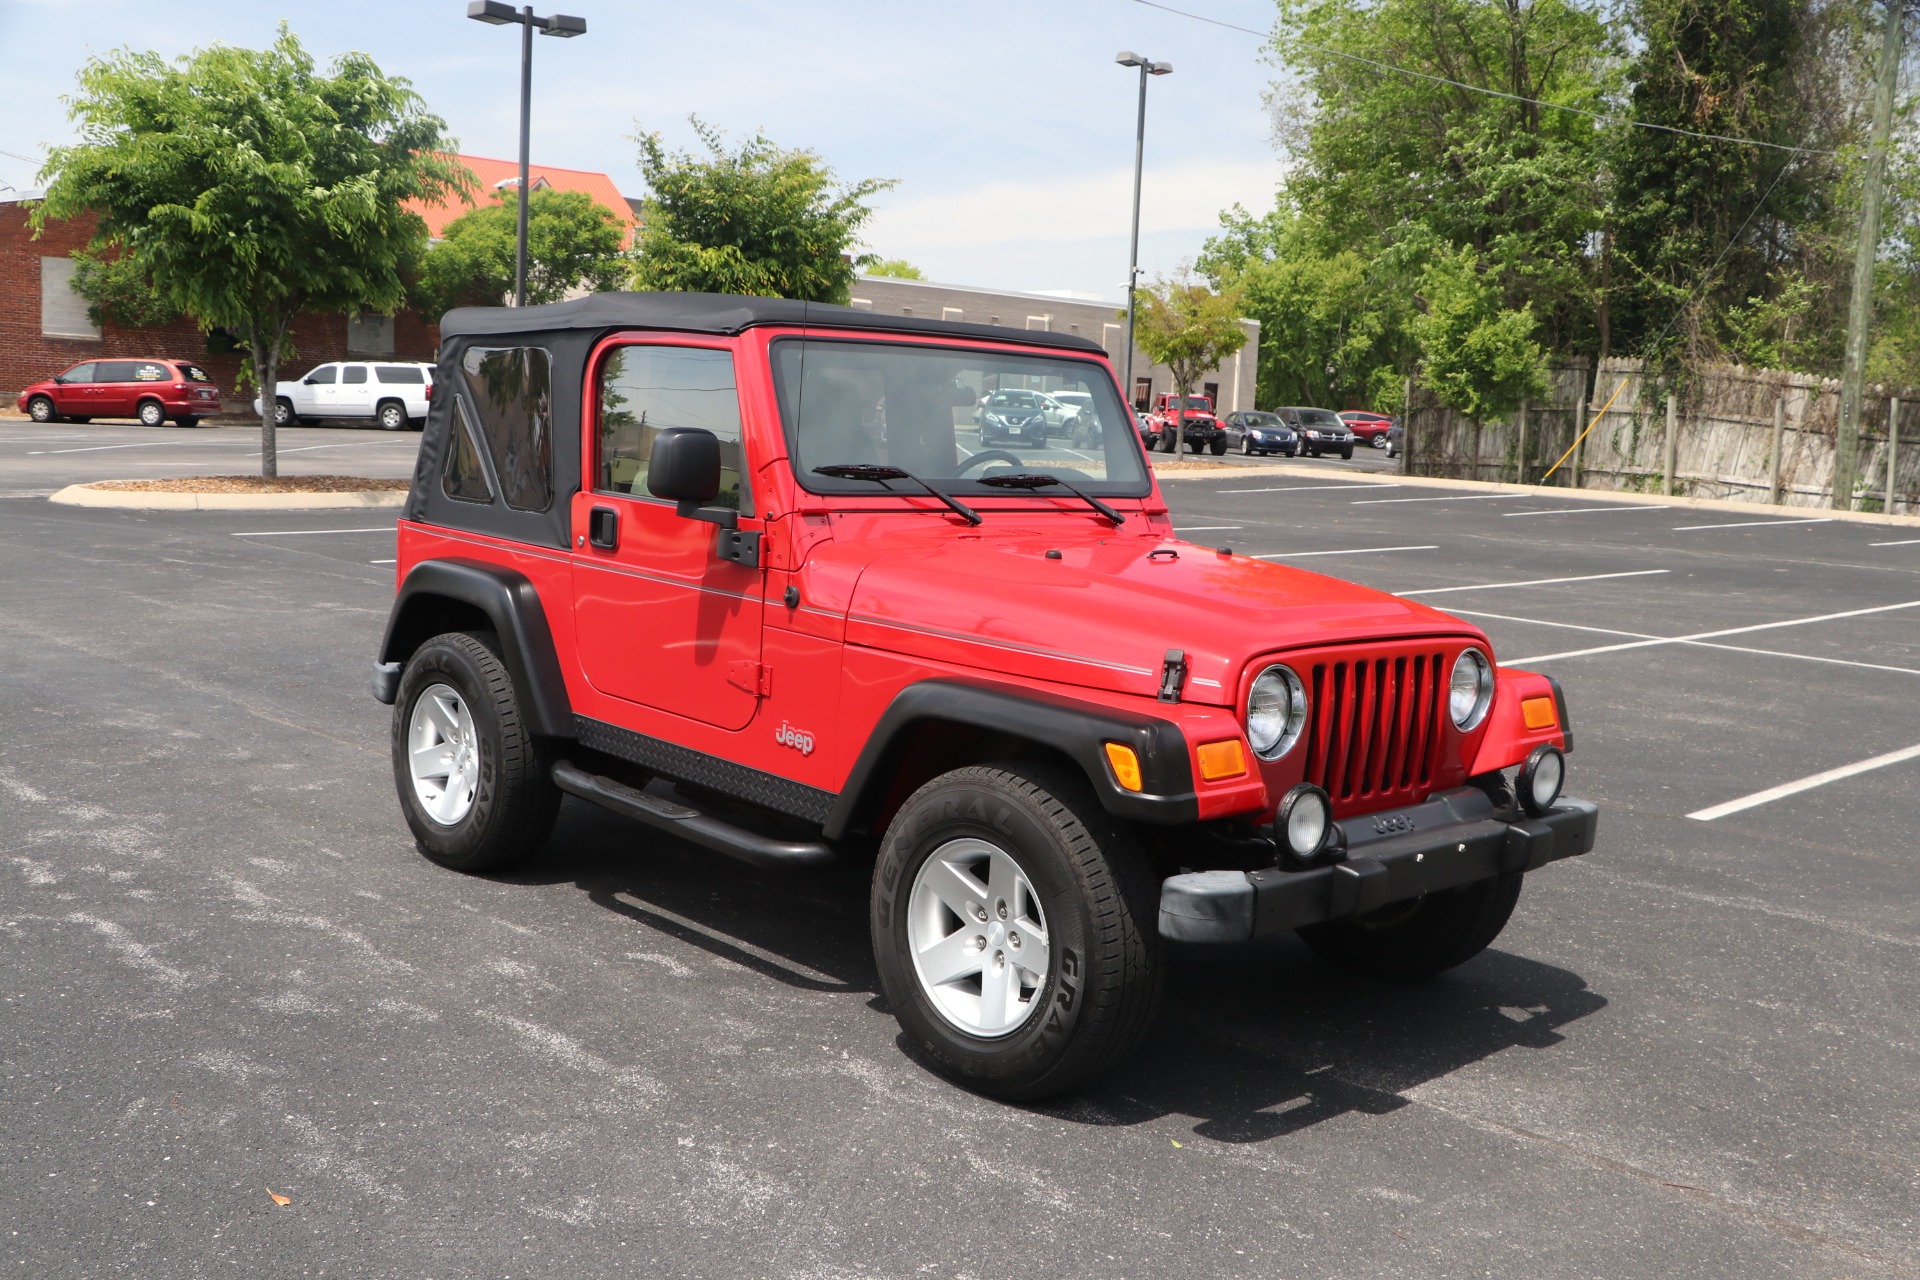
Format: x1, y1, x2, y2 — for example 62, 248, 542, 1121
18, 358, 224, 428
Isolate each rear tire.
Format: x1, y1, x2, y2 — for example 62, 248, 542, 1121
173, 415, 202, 428
137, 399, 165, 428
392, 631, 559, 874
1298, 873, 1522, 981
377, 399, 407, 431
871, 762, 1163, 1101
27, 396, 58, 424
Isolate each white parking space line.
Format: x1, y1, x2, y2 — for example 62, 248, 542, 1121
231, 527, 395, 538
1254, 545, 1438, 559
1870, 538, 1920, 547
1455, 608, 1920, 676
1689, 743, 1920, 821
1672, 517, 1834, 532
1399, 569, 1669, 596
1352, 492, 1530, 505
1218, 482, 1402, 494
1502, 598, 1920, 663
28, 441, 185, 455
1173, 525, 1243, 532
370, 559, 397, 565
1502, 505, 1672, 517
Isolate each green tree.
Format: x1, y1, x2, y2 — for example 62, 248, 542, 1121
864, 258, 925, 280
415, 187, 630, 316
1132, 266, 1251, 429
69, 248, 183, 329
34, 26, 468, 476
1411, 247, 1548, 418
629, 118, 894, 303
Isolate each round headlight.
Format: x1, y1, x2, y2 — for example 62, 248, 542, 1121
1519, 745, 1565, 816
1449, 648, 1493, 730
1246, 664, 1307, 760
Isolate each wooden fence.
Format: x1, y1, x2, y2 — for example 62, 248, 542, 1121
1403, 357, 1918, 513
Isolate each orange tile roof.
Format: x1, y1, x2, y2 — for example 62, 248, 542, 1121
408, 154, 638, 247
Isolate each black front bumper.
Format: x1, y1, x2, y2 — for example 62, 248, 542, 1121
1158, 787, 1597, 943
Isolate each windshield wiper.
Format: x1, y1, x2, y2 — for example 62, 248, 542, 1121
975, 472, 1125, 525
812, 463, 982, 526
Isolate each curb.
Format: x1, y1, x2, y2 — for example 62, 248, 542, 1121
1151, 460, 1920, 529
50, 483, 408, 512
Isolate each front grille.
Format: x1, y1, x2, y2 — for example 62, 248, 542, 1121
1300, 647, 1447, 810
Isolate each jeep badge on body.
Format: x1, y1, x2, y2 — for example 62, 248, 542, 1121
372, 291, 1595, 1100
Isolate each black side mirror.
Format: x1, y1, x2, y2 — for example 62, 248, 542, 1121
647, 427, 759, 568
647, 427, 722, 507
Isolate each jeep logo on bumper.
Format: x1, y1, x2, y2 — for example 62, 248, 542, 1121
774, 721, 816, 756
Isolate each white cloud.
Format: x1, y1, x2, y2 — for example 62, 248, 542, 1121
867, 158, 1284, 252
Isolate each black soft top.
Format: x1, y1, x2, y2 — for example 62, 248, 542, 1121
409, 291, 1108, 549
439, 291, 1105, 353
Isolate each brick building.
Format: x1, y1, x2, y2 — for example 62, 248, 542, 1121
1, 155, 639, 403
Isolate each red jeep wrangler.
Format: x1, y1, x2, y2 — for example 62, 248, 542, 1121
374, 294, 1594, 1100
1145, 392, 1227, 456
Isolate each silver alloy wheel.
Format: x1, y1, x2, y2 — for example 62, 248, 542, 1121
907, 837, 1052, 1038
274, 398, 293, 427
28, 397, 54, 423
379, 402, 405, 430
138, 400, 163, 427
408, 682, 480, 826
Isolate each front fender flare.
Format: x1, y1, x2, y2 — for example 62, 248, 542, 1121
823, 680, 1198, 840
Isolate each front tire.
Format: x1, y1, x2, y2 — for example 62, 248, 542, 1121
273, 397, 296, 429
391, 631, 559, 874
1298, 872, 1522, 981
871, 763, 1163, 1101
1208, 438, 1227, 456
27, 396, 58, 424
1340, 445, 1355, 460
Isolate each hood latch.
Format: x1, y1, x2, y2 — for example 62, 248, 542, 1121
1157, 649, 1188, 703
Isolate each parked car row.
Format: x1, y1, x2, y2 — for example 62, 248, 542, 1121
12, 357, 435, 431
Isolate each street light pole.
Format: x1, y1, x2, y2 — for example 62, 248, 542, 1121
467, 1, 588, 308
1116, 52, 1171, 412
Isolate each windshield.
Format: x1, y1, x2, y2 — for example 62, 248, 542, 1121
1242, 412, 1282, 427
1294, 409, 1342, 426
1179, 396, 1211, 410
774, 339, 1150, 496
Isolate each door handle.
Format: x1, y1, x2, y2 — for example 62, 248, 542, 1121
588, 506, 618, 550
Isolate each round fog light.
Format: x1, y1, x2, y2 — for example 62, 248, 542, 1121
1519, 745, 1565, 816
1275, 783, 1334, 865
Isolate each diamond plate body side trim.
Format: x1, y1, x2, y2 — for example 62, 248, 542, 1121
573, 715, 837, 825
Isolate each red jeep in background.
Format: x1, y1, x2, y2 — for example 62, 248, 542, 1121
18, 357, 223, 427
1145, 392, 1227, 455
374, 293, 1594, 1100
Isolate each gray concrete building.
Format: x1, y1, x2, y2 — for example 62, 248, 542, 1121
848, 275, 1259, 414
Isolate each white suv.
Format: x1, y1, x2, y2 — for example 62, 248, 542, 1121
254, 361, 434, 431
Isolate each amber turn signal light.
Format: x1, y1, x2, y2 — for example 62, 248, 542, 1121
1521, 696, 1558, 731
1104, 742, 1143, 792
1196, 738, 1247, 781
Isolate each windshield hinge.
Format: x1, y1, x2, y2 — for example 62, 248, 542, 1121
1157, 649, 1188, 703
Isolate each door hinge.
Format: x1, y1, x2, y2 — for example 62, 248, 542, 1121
728, 661, 773, 697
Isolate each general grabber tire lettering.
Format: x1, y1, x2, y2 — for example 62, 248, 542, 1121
391, 630, 559, 873
1296, 871, 1522, 982
870, 762, 1163, 1101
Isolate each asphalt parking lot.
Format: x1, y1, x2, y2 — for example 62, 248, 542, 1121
3, 424, 1916, 1278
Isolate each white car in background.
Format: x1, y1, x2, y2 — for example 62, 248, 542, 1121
253, 360, 434, 431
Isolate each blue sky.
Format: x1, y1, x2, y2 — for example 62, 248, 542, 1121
0, 0, 1288, 300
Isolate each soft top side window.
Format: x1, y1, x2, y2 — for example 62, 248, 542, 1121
459, 346, 553, 513
595, 344, 749, 514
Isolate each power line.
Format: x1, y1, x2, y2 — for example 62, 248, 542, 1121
0, 148, 45, 166
1124, 0, 1838, 157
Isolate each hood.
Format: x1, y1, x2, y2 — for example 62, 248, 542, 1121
825, 526, 1481, 705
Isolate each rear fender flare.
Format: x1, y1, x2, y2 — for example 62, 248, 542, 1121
823, 681, 1198, 839
375, 558, 572, 739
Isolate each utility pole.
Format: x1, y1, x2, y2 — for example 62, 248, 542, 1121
1115, 52, 1171, 410
1834, 0, 1907, 509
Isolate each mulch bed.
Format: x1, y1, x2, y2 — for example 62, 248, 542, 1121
88, 475, 410, 494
